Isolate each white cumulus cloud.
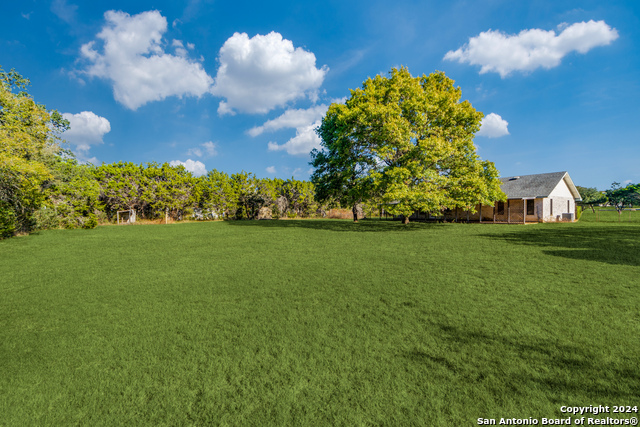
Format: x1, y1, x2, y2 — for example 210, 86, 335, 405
477, 113, 509, 138
267, 121, 322, 156
444, 20, 619, 77
169, 159, 207, 177
251, 105, 328, 156
62, 111, 111, 155
81, 10, 213, 110
266, 166, 276, 174
211, 32, 328, 115
248, 104, 328, 137
172, 39, 188, 57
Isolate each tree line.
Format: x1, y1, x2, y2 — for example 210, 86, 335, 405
2, 148, 320, 237
37, 160, 319, 229
0, 66, 320, 238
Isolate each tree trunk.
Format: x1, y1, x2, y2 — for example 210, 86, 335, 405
352, 204, 358, 222
402, 215, 410, 224
590, 205, 595, 213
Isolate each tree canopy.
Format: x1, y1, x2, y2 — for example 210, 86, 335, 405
575, 185, 606, 213
311, 67, 504, 223
311, 108, 376, 222
0, 66, 69, 236
606, 182, 639, 219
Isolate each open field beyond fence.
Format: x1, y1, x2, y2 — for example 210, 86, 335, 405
1, 215, 638, 425
581, 207, 640, 223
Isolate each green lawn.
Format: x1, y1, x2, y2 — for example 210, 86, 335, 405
1, 214, 638, 425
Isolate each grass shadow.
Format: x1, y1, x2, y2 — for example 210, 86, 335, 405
224, 218, 449, 233
481, 225, 640, 266
405, 321, 639, 401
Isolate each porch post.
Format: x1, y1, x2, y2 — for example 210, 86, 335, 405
493, 203, 496, 223
523, 199, 526, 224
508, 202, 511, 224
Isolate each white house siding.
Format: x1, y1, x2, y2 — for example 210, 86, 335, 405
549, 180, 573, 199
542, 179, 576, 221
535, 198, 544, 221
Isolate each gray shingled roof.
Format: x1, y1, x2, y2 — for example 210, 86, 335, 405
499, 171, 578, 199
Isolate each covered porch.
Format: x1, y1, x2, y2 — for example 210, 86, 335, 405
446, 198, 541, 224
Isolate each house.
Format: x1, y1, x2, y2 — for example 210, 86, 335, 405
446, 171, 582, 223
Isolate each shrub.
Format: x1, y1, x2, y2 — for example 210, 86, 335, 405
81, 213, 98, 229
0, 202, 16, 238
95, 209, 109, 224
34, 206, 60, 230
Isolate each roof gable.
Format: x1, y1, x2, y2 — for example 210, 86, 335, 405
499, 172, 581, 200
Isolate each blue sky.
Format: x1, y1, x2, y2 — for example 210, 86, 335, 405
2, 0, 638, 190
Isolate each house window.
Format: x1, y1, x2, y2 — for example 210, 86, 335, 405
497, 201, 505, 215
527, 199, 534, 215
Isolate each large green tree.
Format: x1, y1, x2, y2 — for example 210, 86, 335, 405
0, 67, 69, 236
311, 108, 376, 222
311, 67, 504, 224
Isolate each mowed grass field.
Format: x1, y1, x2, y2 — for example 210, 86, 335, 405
1, 211, 638, 425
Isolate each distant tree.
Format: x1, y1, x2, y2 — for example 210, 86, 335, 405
231, 171, 259, 219
197, 172, 317, 220
199, 169, 236, 218
145, 163, 197, 221
606, 182, 640, 221
281, 178, 316, 218
40, 158, 102, 229
575, 186, 606, 213
93, 162, 146, 219
310, 67, 504, 224
255, 178, 281, 218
